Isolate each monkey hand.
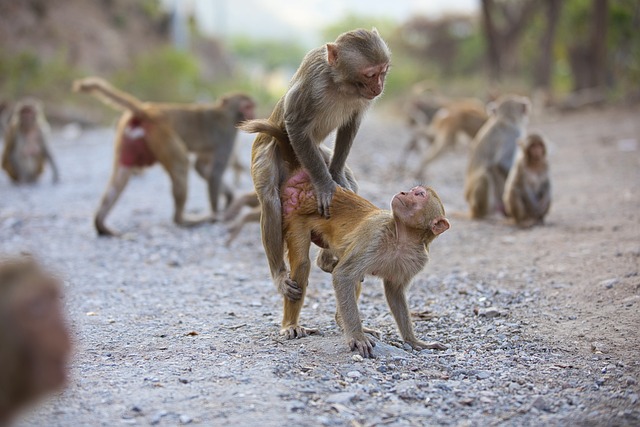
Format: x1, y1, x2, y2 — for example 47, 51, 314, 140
314, 180, 337, 219
406, 338, 447, 352
276, 273, 303, 301
348, 332, 376, 358
331, 170, 353, 191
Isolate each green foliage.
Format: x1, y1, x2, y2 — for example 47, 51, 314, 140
230, 36, 306, 70
0, 50, 81, 100
321, 14, 397, 41
112, 47, 202, 102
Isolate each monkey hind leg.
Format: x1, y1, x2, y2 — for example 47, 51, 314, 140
281, 225, 318, 339
95, 166, 133, 236
225, 209, 260, 247
466, 172, 490, 219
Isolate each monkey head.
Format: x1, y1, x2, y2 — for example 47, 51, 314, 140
326, 28, 391, 100
391, 186, 450, 239
522, 133, 547, 167
221, 93, 256, 123
0, 256, 71, 422
488, 95, 531, 128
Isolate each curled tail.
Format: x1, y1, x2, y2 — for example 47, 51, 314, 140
238, 119, 298, 168
72, 77, 148, 118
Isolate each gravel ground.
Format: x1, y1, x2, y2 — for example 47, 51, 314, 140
1, 105, 639, 426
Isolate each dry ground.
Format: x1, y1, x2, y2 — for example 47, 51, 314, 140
1, 105, 639, 426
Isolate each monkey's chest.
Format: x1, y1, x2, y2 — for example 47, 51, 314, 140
310, 99, 366, 142
370, 248, 428, 283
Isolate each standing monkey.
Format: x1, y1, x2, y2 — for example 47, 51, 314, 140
249, 28, 391, 299
0, 255, 71, 424
464, 95, 531, 219
503, 133, 551, 227
2, 99, 59, 184
73, 77, 255, 236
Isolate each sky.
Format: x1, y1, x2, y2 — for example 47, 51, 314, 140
163, 0, 479, 46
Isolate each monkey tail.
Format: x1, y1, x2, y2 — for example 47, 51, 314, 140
72, 77, 148, 118
238, 119, 299, 168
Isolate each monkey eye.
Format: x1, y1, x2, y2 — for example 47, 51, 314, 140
364, 73, 375, 79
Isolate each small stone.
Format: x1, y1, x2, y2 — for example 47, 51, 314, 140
351, 354, 364, 362
326, 392, 356, 405
346, 370, 362, 379
600, 278, 619, 289
288, 400, 306, 411
477, 307, 502, 318
179, 414, 192, 424
531, 396, 548, 412
476, 371, 491, 380
591, 342, 610, 354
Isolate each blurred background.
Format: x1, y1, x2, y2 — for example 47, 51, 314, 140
0, 0, 638, 122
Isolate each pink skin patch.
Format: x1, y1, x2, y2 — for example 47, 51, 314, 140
282, 170, 315, 216
120, 117, 156, 167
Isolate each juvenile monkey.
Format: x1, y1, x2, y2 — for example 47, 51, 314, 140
249, 28, 391, 300
73, 77, 255, 236
411, 100, 488, 178
244, 120, 449, 357
464, 95, 531, 219
0, 255, 71, 424
503, 133, 551, 227
1, 99, 59, 184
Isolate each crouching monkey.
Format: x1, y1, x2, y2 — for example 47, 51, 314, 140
0, 255, 71, 424
2, 99, 59, 184
73, 77, 255, 236
503, 133, 551, 227
244, 120, 450, 358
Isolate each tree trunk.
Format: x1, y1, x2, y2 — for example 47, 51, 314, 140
534, 0, 561, 89
590, 0, 608, 88
481, 0, 502, 81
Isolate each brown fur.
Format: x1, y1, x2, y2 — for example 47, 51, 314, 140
503, 133, 551, 227
73, 77, 256, 236
464, 95, 531, 219
246, 28, 390, 301
0, 255, 71, 424
1, 99, 59, 184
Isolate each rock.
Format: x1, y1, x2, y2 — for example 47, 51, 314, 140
477, 307, 502, 318
325, 392, 357, 405
351, 354, 364, 362
531, 396, 549, 412
179, 414, 193, 424
600, 278, 619, 289
476, 371, 491, 380
346, 370, 362, 379
591, 342, 610, 354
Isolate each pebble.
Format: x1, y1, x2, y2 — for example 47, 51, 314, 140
179, 414, 193, 424
346, 370, 362, 379
599, 278, 619, 289
325, 392, 357, 405
476, 371, 491, 380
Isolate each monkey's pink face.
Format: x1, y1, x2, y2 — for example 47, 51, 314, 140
358, 63, 390, 99
391, 186, 431, 227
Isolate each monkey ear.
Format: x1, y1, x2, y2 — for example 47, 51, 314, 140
371, 27, 380, 35
430, 217, 450, 236
326, 43, 338, 66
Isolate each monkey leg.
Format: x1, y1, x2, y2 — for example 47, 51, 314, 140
415, 129, 455, 180
466, 171, 490, 219
224, 208, 261, 247
94, 165, 133, 236
383, 280, 446, 352
282, 226, 318, 339
334, 279, 381, 339
316, 249, 339, 273
222, 192, 259, 222
252, 145, 300, 299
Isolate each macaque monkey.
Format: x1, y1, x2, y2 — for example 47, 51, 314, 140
73, 77, 256, 236
503, 133, 551, 227
464, 95, 531, 219
243, 120, 449, 358
222, 191, 260, 246
1, 99, 59, 184
248, 28, 391, 301
0, 255, 71, 424
409, 100, 488, 179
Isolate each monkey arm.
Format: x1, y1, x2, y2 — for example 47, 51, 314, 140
40, 135, 59, 183
330, 113, 362, 191
534, 179, 552, 219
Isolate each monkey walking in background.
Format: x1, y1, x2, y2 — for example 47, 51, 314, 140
408, 100, 488, 179
0, 255, 71, 424
1, 99, 59, 184
243, 120, 449, 358
464, 95, 531, 219
503, 134, 551, 227
73, 77, 256, 236
248, 28, 391, 301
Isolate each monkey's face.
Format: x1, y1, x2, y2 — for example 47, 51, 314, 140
19, 107, 36, 126
392, 186, 450, 237
356, 62, 389, 99
496, 96, 530, 125
526, 140, 546, 165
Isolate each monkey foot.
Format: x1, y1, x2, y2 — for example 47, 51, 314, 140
362, 327, 381, 339
407, 339, 447, 351
280, 325, 319, 340
348, 333, 377, 358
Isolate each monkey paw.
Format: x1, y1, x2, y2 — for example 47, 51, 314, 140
277, 276, 303, 301
316, 250, 338, 273
362, 326, 381, 339
280, 325, 319, 340
316, 182, 337, 218
348, 333, 376, 358
407, 339, 447, 351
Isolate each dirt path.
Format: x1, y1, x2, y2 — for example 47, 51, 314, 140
1, 106, 639, 426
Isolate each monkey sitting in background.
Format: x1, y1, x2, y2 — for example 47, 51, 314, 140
73, 77, 256, 236
1, 99, 59, 184
464, 95, 531, 219
244, 120, 449, 358
0, 255, 71, 424
503, 133, 551, 227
